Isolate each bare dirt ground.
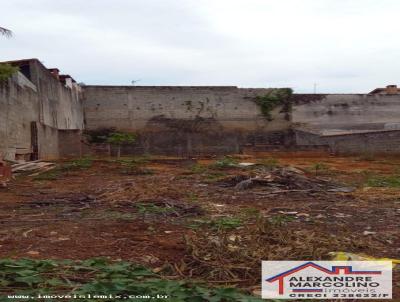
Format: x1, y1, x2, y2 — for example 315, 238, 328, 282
0, 152, 399, 300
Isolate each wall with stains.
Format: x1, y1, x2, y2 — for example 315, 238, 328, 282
295, 129, 400, 154
36, 122, 59, 159
82, 86, 292, 154
0, 75, 39, 160
292, 94, 400, 130
0, 60, 85, 160
24, 60, 84, 130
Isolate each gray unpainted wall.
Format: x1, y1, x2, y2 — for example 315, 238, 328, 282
37, 122, 59, 159
0, 76, 40, 159
295, 129, 400, 154
3, 65, 400, 159
24, 59, 84, 130
82, 86, 292, 155
82, 88, 400, 155
83, 86, 289, 132
291, 94, 400, 154
0, 60, 84, 161
292, 94, 400, 130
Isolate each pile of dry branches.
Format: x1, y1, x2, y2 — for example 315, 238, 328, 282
175, 217, 369, 285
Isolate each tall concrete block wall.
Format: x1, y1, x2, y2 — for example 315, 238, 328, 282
292, 94, 400, 154
25, 60, 84, 130
292, 94, 400, 130
0, 76, 40, 160
83, 86, 288, 131
83, 86, 291, 154
59, 130, 83, 158
37, 123, 59, 159
295, 129, 400, 154
0, 59, 85, 161
3, 57, 400, 159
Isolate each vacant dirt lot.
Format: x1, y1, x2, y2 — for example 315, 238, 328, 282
0, 152, 399, 300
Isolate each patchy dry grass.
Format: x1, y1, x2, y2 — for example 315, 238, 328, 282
3, 153, 400, 300
181, 216, 370, 284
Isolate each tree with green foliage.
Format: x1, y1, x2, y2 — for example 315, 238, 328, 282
0, 63, 19, 82
0, 27, 12, 37
0, 27, 17, 82
107, 132, 136, 158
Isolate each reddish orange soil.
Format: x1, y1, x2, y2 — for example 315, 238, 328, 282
0, 152, 399, 297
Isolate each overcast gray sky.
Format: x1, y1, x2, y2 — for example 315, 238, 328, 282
1, 0, 399, 92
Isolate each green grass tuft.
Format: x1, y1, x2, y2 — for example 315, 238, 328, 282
365, 174, 400, 188
211, 157, 238, 170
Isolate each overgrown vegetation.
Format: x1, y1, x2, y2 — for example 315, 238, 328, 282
0, 63, 19, 82
0, 258, 261, 301
85, 129, 136, 146
107, 132, 137, 158
364, 173, 400, 188
211, 217, 242, 230
84, 128, 116, 144
33, 158, 93, 181
117, 158, 154, 175
211, 157, 239, 169
254, 88, 293, 120
268, 214, 296, 226
189, 217, 242, 231
84, 129, 137, 157
185, 160, 232, 182
189, 163, 208, 174
113, 156, 151, 166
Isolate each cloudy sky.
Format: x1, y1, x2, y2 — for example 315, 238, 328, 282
1, 0, 399, 92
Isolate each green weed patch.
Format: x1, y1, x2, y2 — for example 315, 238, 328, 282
0, 258, 261, 301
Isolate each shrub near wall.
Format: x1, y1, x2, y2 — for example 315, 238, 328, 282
84, 129, 137, 157
0, 64, 18, 82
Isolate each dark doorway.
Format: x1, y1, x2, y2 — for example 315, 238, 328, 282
30, 122, 38, 161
